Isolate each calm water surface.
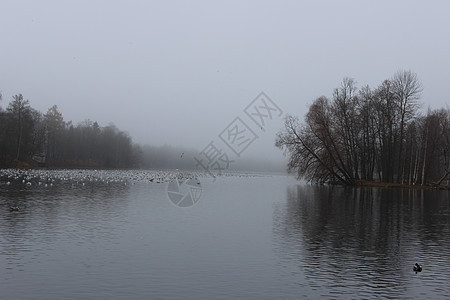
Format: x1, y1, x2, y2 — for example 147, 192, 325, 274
1, 171, 449, 299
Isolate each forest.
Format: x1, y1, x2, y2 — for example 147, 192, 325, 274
276, 71, 449, 186
0, 93, 140, 168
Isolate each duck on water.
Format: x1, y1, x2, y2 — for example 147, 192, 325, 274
413, 263, 422, 273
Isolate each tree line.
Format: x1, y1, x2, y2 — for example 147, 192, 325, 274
0, 93, 141, 168
0, 92, 285, 172
276, 71, 449, 186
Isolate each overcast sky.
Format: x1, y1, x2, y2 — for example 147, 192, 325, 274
1, 0, 449, 162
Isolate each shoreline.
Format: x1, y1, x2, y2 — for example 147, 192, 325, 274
354, 180, 449, 190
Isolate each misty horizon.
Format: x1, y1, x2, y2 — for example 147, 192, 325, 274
1, 0, 449, 170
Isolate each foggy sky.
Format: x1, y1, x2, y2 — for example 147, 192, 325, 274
1, 0, 449, 163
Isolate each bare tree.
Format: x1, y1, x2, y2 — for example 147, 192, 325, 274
276, 96, 355, 185
358, 85, 377, 180
7, 94, 31, 160
44, 105, 65, 160
372, 80, 398, 182
332, 78, 360, 179
392, 70, 422, 182
275, 71, 445, 186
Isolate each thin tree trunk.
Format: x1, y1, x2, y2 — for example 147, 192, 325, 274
413, 147, 420, 185
421, 128, 428, 185
16, 121, 22, 160
408, 145, 414, 185
435, 170, 449, 186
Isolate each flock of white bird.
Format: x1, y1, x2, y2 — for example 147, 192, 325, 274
0, 168, 205, 187
0, 168, 260, 188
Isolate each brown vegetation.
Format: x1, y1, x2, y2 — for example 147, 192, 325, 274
276, 71, 449, 186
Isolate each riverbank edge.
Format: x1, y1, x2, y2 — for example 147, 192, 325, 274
354, 180, 450, 190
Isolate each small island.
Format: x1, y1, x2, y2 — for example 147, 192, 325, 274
276, 71, 449, 189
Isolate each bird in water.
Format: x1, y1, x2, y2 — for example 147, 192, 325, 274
413, 263, 422, 273
10, 206, 19, 212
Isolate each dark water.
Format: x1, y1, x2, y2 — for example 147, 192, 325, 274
1, 173, 449, 299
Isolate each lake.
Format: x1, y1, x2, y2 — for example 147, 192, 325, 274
1, 170, 449, 299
